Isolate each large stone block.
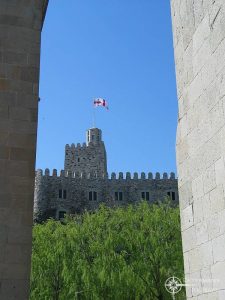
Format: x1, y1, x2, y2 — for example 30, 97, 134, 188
182, 225, 196, 252
211, 261, 225, 291
212, 234, 225, 263
171, 0, 225, 298
181, 204, 194, 230
199, 241, 213, 268
195, 220, 209, 245
201, 267, 213, 294
0, 0, 48, 299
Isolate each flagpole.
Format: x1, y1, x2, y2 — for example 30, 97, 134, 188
93, 98, 109, 128
92, 104, 96, 128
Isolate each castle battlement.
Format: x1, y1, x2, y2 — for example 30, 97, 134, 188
36, 169, 176, 180
35, 127, 178, 222
66, 141, 104, 152
66, 143, 87, 150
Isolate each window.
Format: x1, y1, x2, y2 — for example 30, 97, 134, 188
89, 191, 98, 201
115, 192, 123, 201
59, 189, 67, 199
78, 158, 80, 162
63, 190, 67, 199
141, 192, 150, 201
167, 191, 176, 201
58, 211, 66, 220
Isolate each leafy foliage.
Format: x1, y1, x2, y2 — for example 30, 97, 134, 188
30, 201, 185, 300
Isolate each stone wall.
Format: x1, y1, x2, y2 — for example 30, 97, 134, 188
0, 1, 48, 299
65, 128, 107, 176
170, 0, 225, 298
34, 169, 178, 222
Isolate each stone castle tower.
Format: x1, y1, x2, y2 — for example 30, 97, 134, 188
34, 127, 178, 222
65, 128, 107, 175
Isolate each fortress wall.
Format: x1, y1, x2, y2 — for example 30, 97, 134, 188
34, 170, 178, 221
170, 1, 225, 298
0, 1, 48, 299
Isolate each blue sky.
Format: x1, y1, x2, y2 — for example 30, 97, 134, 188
36, 0, 178, 176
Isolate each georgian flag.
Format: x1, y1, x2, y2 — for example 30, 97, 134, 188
94, 98, 109, 110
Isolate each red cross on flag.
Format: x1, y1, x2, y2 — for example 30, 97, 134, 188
94, 98, 109, 110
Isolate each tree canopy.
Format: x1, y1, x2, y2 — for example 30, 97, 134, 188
30, 201, 185, 300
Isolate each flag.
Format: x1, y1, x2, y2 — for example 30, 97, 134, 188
94, 98, 109, 110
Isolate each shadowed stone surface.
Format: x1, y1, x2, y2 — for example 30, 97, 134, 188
170, 0, 225, 299
0, 1, 48, 299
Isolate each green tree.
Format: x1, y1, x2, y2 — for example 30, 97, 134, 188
30, 201, 185, 300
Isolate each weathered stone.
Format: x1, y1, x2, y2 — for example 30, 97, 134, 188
182, 225, 196, 252
181, 204, 194, 230
196, 221, 209, 246
0, 1, 48, 299
189, 247, 202, 273
199, 240, 214, 269
171, 0, 225, 297
201, 267, 213, 294
210, 185, 225, 215
212, 234, 225, 264
211, 261, 225, 291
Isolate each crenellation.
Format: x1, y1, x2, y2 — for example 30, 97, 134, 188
111, 172, 116, 179
126, 172, 131, 180
141, 172, 146, 179
36, 168, 177, 182
155, 172, 160, 179
45, 168, 50, 176
133, 172, 138, 180
170, 172, 175, 179
119, 172, 123, 179
148, 172, 153, 179
163, 172, 168, 179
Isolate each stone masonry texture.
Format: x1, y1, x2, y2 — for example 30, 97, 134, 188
65, 128, 107, 176
170, 0, 225, 299
0, 1, 48, 299
34, 128, 179, 222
